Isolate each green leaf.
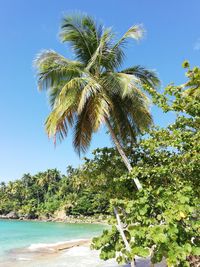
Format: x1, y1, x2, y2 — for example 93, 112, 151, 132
192, 247, 200, 256
182, 60, 190, 68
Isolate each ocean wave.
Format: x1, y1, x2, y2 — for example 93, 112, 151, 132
28, 239, 89, 251
18, 257, 31, 261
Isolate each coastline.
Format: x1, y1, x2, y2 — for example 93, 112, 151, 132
1, 238, 166, 267
0, 238, 130, 267
0, 214, 108, 225
0, 219, 166, 267
0, 219, 110, 267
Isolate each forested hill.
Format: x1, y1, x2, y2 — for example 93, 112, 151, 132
0, 148, 126, 220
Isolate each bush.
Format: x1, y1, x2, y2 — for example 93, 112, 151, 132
92, 63, 200, 266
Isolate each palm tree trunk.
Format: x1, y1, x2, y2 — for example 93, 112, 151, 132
105, 118, 143, 267
114, 207, 130, 251
114, 207, 135, 267
105, 118, 142, 190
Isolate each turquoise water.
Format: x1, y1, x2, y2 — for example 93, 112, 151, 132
0, 219, 105, 258
0, 220, 143, 267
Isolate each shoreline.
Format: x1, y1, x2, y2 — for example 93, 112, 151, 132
0, 239, 90, 267
1, 237, 166, 267
0, 220, 114, 267
0, 214, 108, 225
0, 220, 166, 267
0, 238, 130, 267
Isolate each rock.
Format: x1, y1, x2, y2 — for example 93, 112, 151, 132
6, 211, 18, 219
20, 213, 37, 220
38, 215, 48, 221
23, 214, 33, 219
53, 209, 66, 221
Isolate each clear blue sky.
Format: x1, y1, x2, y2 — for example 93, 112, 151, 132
0, 0, 199, 182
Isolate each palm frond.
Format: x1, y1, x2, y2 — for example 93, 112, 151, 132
60, 14, 103, 64
116, 73, 152, 131
88, 94, 111, 131
45, 80, 80, 141
77, 78, 102, 114
124, 96, 152, 131
120, 65, 160, 88
113, 24, 144, 51
73, 107, 93, 155
115, 73, 140, 98
73, 93, 111, 155
96, 44, 125, 71
122, 24, 144, 41
102, 72, 152, 138
86, 28, 114, 71
58, 76, 92, 104
45, 98, 76, 142
108, 95, 138, 143
45, 110, 69, 143
99, 24, 144, 71
48, 83, 63, 109
34, 50, 83, 91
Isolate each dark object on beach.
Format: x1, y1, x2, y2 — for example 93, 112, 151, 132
23, 213, 36, 220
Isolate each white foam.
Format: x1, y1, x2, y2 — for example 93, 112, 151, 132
28, 239, 88, 251
18, 257, 31, 261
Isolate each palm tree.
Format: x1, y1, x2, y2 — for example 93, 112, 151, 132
35, 14, 159, 191
35, 15, 159, 266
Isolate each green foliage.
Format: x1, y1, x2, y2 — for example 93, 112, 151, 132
110, 185, 199, 266
0, 166, 111, 218
1, 63, 200, 266
92, 64, 200, 266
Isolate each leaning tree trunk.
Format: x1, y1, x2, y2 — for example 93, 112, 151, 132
105, 118, 143, 267
105, 118, 142, 190
114, 207, 135, 267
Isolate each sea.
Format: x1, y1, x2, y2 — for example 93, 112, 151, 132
0, 219, 128, 267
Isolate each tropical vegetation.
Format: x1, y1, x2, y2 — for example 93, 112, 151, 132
92, 63, 200, 266
34, 15, 161, 266
1, 12, 200, 267
1, 64, 199, 266
34, 14, 199, 266
0, 164, 110, 218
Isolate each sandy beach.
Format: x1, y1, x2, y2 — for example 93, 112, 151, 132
0, 239, 166, 267
0, 239, 127, 267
